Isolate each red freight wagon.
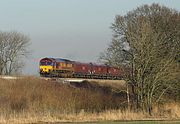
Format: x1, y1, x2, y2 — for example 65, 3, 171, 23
73, 62, 91, 76
108, 67, 122, 77
91, 64, 108, 76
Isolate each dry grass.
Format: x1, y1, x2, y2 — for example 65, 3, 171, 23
0, 77, 180, 123
0, 110, 147, 123
1, 108, 180, 123
0, 77, 127, 123
93, 80, 126, 91
153, 102, 180, 119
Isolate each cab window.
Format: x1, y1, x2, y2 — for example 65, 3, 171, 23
40, 61, 52, 65
40, 61, 46, 65
47, 61, 52, 65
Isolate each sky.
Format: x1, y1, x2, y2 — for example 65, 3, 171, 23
0, 0, 179, 75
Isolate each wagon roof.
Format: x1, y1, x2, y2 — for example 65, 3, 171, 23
72, 61, 106, 66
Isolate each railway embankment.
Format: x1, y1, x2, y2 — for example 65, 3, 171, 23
0, 76, 180, 123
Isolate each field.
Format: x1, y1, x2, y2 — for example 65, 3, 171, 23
0, 76, 180, 123
79, 121, 180, 124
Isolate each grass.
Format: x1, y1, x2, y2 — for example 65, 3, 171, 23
0, 76, 180, 123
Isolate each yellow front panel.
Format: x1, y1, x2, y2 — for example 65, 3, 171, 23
40, 66, 53, 73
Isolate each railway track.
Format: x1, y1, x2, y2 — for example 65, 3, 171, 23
40, 77, 126, 84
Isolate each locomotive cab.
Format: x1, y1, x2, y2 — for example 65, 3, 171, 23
39, 57, 74, 77
39, 58, 55, 76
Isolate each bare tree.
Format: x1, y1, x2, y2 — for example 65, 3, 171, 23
100, 4, 180, 114
0, 31, 30, 75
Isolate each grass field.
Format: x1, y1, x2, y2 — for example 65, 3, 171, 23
0, 76, 180, 123
88, 120, 180, 124
78, 121, 180, 124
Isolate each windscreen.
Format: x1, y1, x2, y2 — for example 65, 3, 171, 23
40, 60, 52, 65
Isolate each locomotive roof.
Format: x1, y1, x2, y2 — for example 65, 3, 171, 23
53, 58, 70, 62
53, 58, 71, 62
40, 57, 71, 62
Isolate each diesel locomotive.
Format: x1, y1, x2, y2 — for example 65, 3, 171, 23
39, 57, 124, 79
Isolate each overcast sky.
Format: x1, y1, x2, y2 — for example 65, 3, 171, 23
0, 0, 179, 75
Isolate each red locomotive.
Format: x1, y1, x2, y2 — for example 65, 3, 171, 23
39, 57, 123, 79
